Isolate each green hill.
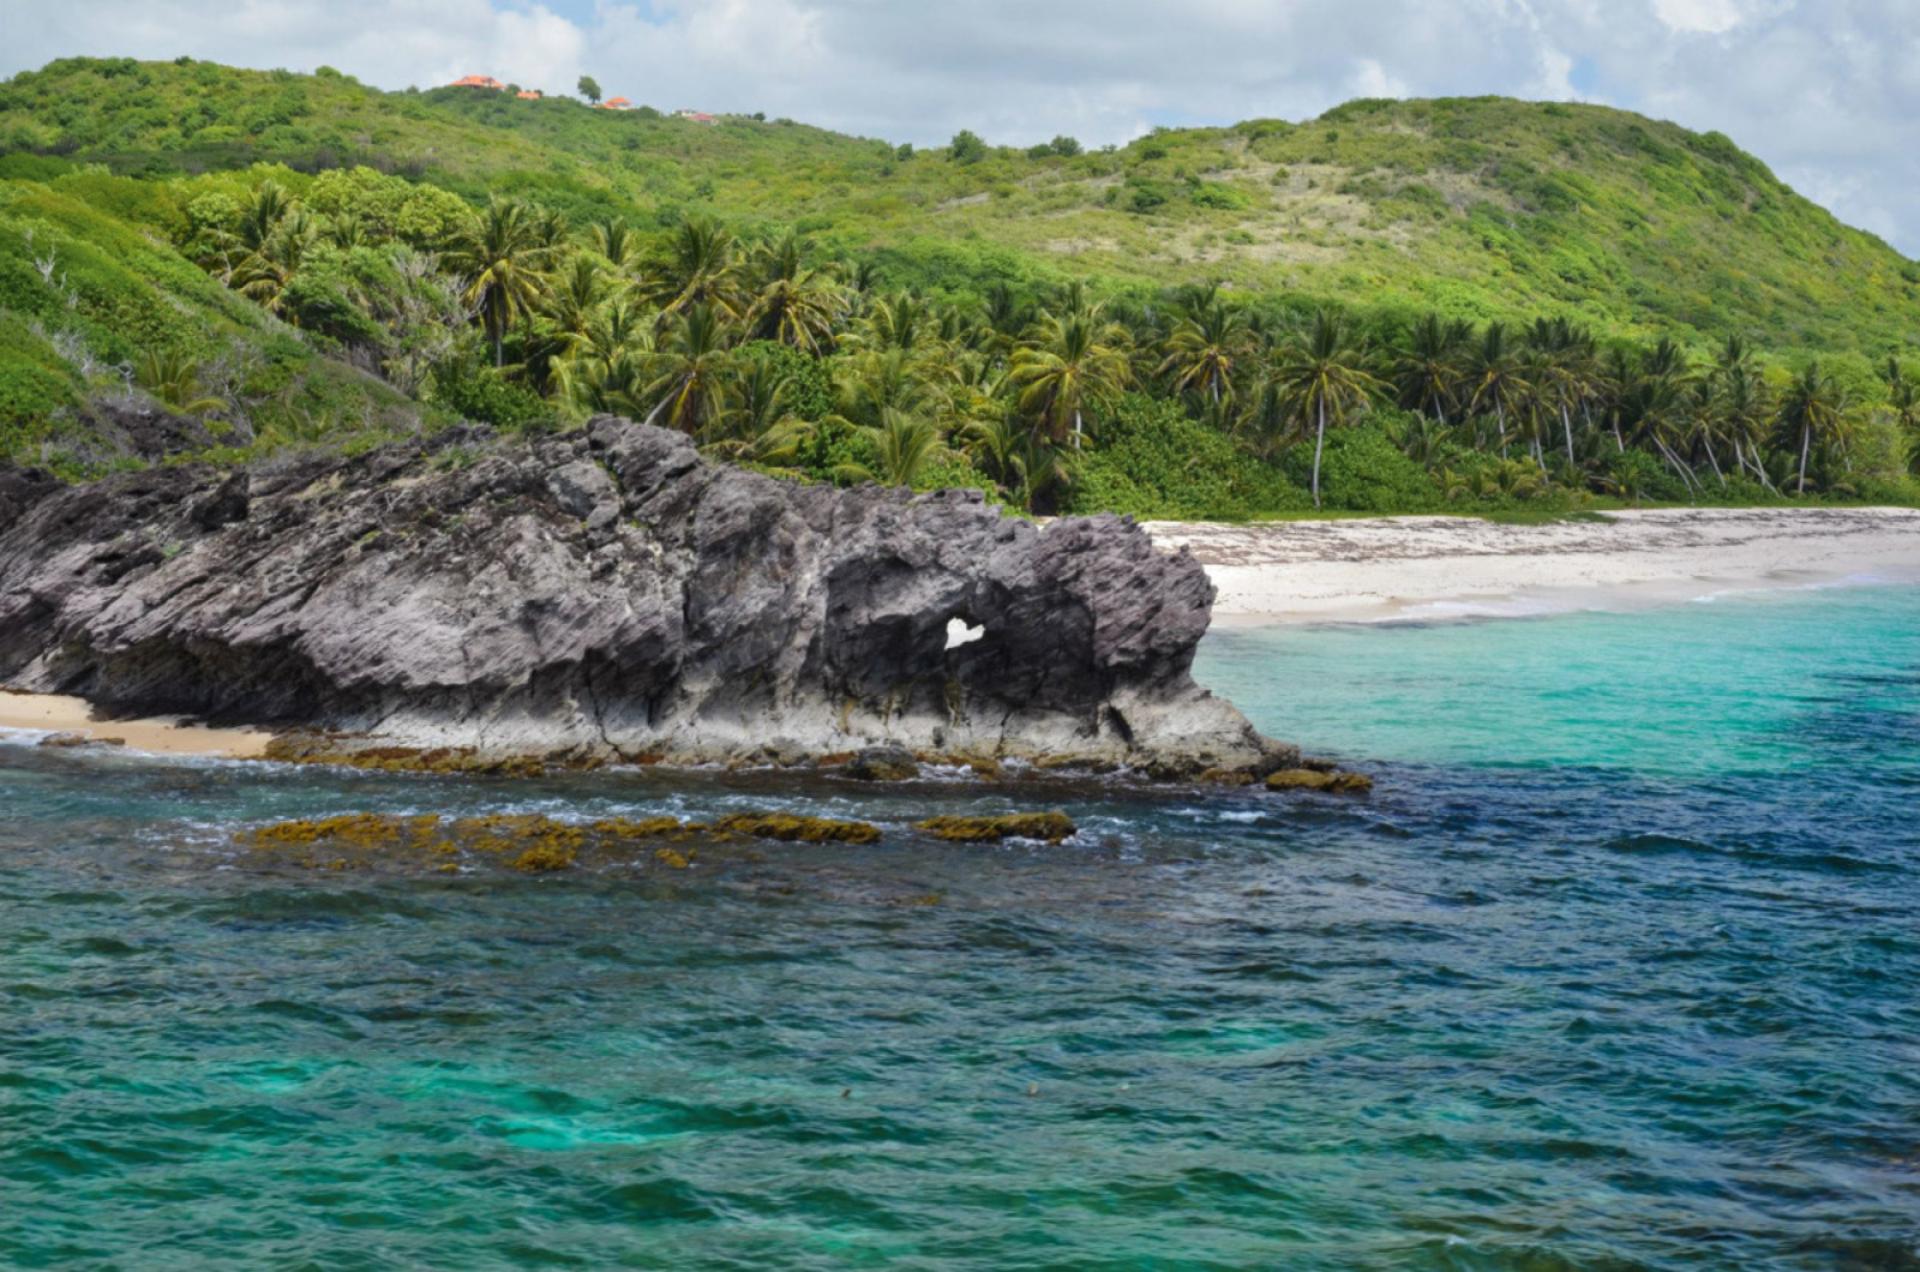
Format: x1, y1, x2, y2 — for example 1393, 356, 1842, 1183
0, 56, 1915, 512
4, 57, 1917, 353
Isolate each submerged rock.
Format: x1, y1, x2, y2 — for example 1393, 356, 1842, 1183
37, 731, 126, 749
1265, 768, 1373, 794
0, 417, 1295, 778
711, 812, 883, 844
915, 812, 1077, 843
235, 808, 883, 873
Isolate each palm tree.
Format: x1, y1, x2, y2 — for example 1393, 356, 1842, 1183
855, 291, 934, 353
1464, 322, 1529, 458
1391, 312, 1467, 425
1009, 310, 1132, 448
746, 232, 842, 353
644, 215, 746, 320
977, 282, 1031, 355
444, 199, 555, 367
1270, 310, 1383, 508
1629, 337, 1701, 492
1525, 316, 1596, 469
641, 302, 734, 434
837, 408, 943, 488
1156, 299, 1253, 413
1776, 361, 1847, 494
587, 217, 641, 272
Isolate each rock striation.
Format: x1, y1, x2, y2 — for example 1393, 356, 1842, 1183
0, 417, 1294, 778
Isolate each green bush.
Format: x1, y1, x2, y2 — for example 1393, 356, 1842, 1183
1068, 393, 1305, 520
430, 356, 555, 432
1282, 424, 1439, 512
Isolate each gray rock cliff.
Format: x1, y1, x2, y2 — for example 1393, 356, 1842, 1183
0, 417, 1293, 776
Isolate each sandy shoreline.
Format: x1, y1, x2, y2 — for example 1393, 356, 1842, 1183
1145, 506, 1920, 624
0, 690, 273, 759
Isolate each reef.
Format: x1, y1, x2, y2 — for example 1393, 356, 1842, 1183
0, 417, 1295, 780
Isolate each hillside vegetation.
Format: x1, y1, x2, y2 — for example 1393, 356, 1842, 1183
0, 56, 1915, 514
6, 57, 1917, 352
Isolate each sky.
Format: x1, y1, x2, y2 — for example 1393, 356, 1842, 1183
6, 0, 1918, 255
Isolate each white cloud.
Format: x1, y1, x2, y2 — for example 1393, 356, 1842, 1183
4, 0, 1918, 254
1650, 0, 1746, 34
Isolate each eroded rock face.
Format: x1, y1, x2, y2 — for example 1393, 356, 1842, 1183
0, 417, 1294, 776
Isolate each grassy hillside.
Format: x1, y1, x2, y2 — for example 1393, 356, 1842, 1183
0, 167, 420, 470
0, 56, 1914, 516
3, 57, 1917, 355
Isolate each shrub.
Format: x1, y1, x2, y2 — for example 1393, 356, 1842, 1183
430, 356, 555, 432
1281, 423, 1438, 512
1067, 394, 1305, 520
949, 130, 987, 164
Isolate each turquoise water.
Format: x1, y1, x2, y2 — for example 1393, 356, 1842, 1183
3, 584, 1917, 1268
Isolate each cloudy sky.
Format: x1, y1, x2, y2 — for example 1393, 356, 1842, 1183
7, 0, 1917, 253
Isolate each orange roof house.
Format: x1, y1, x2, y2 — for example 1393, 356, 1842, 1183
675, 109, 717, 124
598, 96, 633, 110
517, 89, 541, 99
450, 74, 506, 90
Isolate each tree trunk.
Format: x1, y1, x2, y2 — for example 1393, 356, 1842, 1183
1703, 436, 1725, 485
1797, 423, 1811, 494
1311, 397, 1327, 509
1561, 403, 1576, 466
642, 388, 672, 431
1073, 407, 1084, 451
492, 324, 504, 369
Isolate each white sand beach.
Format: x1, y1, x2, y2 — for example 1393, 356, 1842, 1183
0, 690, 273, 758
1146, 506, 1920, 624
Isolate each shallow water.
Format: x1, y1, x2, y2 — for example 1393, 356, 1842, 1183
3, 584, 1917, 1268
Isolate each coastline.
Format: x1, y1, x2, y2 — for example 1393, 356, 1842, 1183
1146, 506, 1920, 624
0, 690, 273, 759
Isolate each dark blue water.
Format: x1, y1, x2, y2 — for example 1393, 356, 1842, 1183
3, 584, 1917, 1268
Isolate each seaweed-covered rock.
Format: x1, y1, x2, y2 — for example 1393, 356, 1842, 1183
845, 745, 920, 781
0, 417, 1294, 777
1266, 768, 1373, 794
915, 812, 1077, 843
712, 813, 883, 844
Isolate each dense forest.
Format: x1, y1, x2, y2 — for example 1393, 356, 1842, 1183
1, 56, 1917, 515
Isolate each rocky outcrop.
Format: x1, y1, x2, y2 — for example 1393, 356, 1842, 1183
0, 416, 1295, 778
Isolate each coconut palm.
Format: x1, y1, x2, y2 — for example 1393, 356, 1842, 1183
641, 302, 734, 434
1156, 299, 1253, 413
1776, 361, 1847, 494
1463, 322, 1529, 458
836, 408, 943, 488
444, 198, 556, 367
853, 291, 935, 354
1525, 316, 1597, 468
644, 216, 745, 320
1270, 310, 1383, 508
1009, 310, 1132, 448
746, 232, 842, 353
1391, 312, 1467, 425
587, 217, 641, 272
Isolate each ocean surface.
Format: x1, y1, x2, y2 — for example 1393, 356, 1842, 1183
3, 582, 1917, 1269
